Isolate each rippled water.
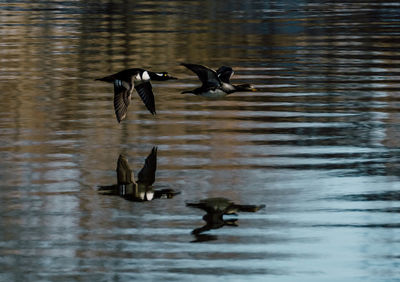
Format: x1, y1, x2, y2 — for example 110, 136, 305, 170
1, 1, 400, 281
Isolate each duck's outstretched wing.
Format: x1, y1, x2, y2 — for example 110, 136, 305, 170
181, 63, 221, 88
137, 146, 157, 186
134, 75, 156, 115
116, 154, 134, 185
113, 79, 132, 123
216, 66, 234, 84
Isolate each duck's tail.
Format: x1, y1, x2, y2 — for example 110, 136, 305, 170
97, 184, 119, 195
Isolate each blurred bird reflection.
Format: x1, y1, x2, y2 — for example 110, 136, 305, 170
98, 147, 180, 201
187, 197, 265, 242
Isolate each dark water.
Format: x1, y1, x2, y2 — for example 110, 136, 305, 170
1, 0, 400, 281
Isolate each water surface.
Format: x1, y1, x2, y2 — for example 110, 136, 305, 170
0, 1, 400, 281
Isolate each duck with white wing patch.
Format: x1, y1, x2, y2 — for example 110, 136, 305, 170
96, 68, 177, 122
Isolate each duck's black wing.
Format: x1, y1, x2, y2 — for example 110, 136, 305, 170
137, 147, 157, 186
134, 80, 156, 115
116, 154, 134, 185
113, 79, 132, 123
181, 63, 221, 88
216, 66, 234, 84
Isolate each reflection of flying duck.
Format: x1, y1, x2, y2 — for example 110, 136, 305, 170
187, 197, 265, 239
98, 147, 179, 201
190, 210, 239, 238
181, 63, 257, 97
96, 69, 177, 122
117, 148, 156, 201
187, 197, 265, 215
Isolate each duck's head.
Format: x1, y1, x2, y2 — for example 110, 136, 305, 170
234, 83, 257, 92
149, 71, 178, 81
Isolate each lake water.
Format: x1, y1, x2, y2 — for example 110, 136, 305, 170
0, 1, 400, 281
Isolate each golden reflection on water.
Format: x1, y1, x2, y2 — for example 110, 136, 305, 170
0, 0, 400, 281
